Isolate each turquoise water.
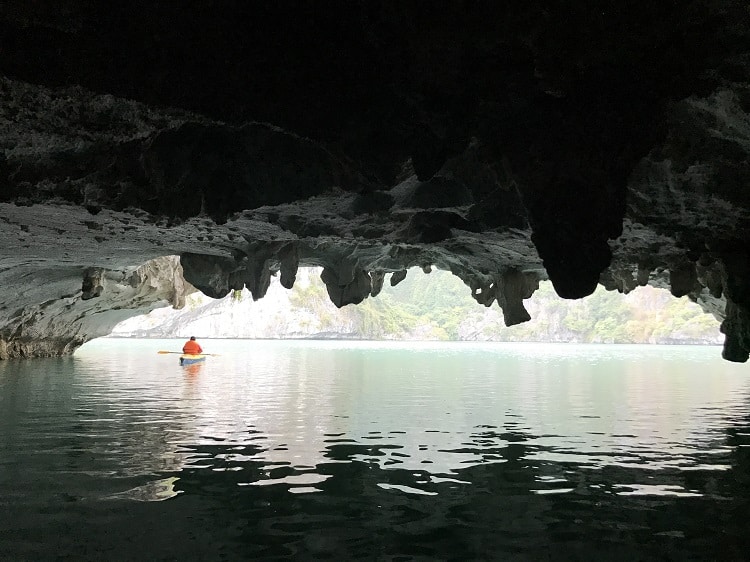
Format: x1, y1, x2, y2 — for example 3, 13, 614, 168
1, 339, 749, 560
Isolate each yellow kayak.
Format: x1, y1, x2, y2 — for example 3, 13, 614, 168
179, 354, 206, 366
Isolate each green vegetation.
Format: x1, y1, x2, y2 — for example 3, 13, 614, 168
283, 268, 721, 344
124, 267, 721, 343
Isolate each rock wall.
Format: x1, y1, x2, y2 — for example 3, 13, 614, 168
0, 3, 749, 360
0, 256, 193, 359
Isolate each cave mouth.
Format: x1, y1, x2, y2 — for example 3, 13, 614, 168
105, 264, 722, 347
2, 4, 750, 556
2, 3, 749, 363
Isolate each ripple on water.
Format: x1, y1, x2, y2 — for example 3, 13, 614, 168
1, 340, 750, 559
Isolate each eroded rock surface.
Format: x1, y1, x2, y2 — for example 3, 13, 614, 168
0, 255, 192, 359
1, 3, 749, 360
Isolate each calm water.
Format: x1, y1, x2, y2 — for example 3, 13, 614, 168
1, 339, 749, 560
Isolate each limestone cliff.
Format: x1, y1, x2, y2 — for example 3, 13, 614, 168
0, 256, 193, 359
1, 3, 749, 360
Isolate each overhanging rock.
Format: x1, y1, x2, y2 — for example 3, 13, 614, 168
0, 3, 749, 360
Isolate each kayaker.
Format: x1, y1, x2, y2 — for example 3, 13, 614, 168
182, 336, 203, 354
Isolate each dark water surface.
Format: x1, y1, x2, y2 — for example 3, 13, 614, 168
1, 339, 750, 560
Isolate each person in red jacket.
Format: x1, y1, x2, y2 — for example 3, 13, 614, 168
182, 336, 203, 355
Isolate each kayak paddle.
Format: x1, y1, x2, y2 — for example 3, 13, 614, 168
157, 350, 220, 356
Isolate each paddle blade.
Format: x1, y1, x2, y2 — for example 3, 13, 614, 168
157, 350, 179, 354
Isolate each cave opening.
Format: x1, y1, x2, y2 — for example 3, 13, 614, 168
2, 2, 750, 555
101, 264, 722, 348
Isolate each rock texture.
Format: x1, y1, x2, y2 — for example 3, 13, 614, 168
1, 3, 749, 360
0, 255, 192, 359
110, 269, 722, 345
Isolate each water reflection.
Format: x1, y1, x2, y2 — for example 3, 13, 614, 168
182, 362, 204, 377
165, 419, 750, 559
1, 340, 749, 559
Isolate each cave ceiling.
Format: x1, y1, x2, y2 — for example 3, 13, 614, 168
1, 2, 749, 361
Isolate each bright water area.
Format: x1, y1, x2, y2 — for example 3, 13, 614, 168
1, 339, 750, 560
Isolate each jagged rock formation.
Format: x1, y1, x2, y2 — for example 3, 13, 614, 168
0, 256, 192, 359
110, 269, 722, 345
1, 3, 749, 360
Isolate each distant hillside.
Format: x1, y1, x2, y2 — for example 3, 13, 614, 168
111, 268, 722, 344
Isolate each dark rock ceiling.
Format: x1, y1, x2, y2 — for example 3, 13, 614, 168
1, 2, 749, 360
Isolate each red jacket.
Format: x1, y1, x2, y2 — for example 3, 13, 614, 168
182, 340, 203, 354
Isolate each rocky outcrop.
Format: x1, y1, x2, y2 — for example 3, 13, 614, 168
468, 270, 540, 327
0, 256, 193, 359
1, 3, 749, 360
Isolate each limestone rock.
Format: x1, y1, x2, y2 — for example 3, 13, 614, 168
0, 256, 193, 359
0, 3, 749, 359
320, 266, 372, 308
370, 271, 386, 298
